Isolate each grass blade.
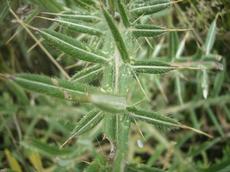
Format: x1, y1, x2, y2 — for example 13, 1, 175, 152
22, 139, 74, 156
204, 18, 217, 55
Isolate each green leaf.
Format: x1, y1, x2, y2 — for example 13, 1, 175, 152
212, 60, 225, 96
127, 106, 181, 130
22, 139, 74, 156
188, 138, 221, 157
201, 158, 230, 172
71, 64, 103, 83
71, 109, 103, 136
130, 0, 171, 16
113, 114, 131, 172
11, 73, 91, 102
206, 107, 224, 136
6, 80, 29, 105
204, 18, 217, 55
201, 69, 209, 99
169, 31, 179, 58
53, 17, 103, 35
40, 29, 108, 63
90, 94, 127, 113
131, 60, 175, 74
62, 109, 104, 146
43, 12, 101, 22
10, 73, 127, 113
126, 163, 165, 172
85, 154, 107, 172
102, 8, 130, 63
102, 64, 116, 141
118, 0, 130, 27
131, 24, 165, 37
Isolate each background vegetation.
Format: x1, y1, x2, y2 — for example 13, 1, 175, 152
0, 0, 230, 171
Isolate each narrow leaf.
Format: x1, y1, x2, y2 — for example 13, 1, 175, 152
130, 0, 171, 16
131, 24, 165, 37
22, 140, 74, 156
201, 69, 209, 99
28, 152, 43, 172
131, 60, 176, 74
53, 17, 103, 35
103, 8, 130, 63
10, 73, 91, 102
40, 29, 108, 63
71, 109, 103, 136
42, 12, 101, 22
71, 64, 103, 83
169, 31, 179, 58
62, 109, 103, 147
4, 149, 22, 172
204, 18, 217, 55
127, 106, 181, 130
118, 0, 130, 27
10, 73, 127, 113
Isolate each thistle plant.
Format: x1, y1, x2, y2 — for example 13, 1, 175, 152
1, 0, 224, 171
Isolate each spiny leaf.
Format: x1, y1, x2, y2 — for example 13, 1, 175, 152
102, 8, 130, 63
51, 17, 103, 35
62, 109, 104, 147
10, 73, 128, 113
131, 24, 166, 37
130, 0, 171, 16
71, 64, 103, 83
131, 60, 176, 74
11, 73, 91, 102
204, 18, 217, 55
127, 106, 181, 130
71, 109, 103, 136
118, 0, 130, 27
42, 12, 101, 22
40, 29, 108, 63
